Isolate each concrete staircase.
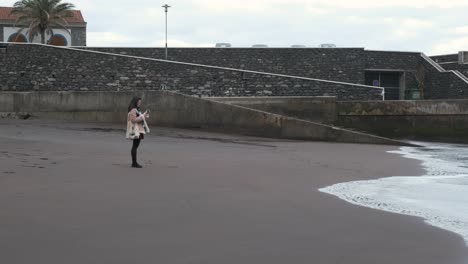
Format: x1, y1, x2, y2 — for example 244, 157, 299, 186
421, 53, 468, 84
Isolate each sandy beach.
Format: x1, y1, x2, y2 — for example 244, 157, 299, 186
0, 119, 467, 264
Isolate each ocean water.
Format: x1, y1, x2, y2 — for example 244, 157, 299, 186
319, 142, 468, 245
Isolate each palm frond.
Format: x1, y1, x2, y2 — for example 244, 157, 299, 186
50, 20, 71, 33
10, 0, 76, 44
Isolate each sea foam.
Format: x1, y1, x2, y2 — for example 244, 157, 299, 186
319, 143, 468, 244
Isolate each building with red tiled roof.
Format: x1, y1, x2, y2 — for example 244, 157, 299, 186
0, 6, 87, 46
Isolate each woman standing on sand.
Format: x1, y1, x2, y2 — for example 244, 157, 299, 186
126, 96, 150, 168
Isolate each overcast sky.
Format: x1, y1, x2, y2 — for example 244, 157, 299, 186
1, 0, 468, 55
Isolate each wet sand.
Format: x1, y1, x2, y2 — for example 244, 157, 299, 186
0, 120, 467, 264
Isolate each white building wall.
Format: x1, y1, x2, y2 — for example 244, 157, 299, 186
4, 27, 72, 46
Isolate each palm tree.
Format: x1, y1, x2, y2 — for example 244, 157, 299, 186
11, 0, 75, 44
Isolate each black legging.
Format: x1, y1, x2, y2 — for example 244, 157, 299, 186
131, 138, 141, 165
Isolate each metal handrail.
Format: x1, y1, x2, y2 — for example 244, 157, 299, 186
451, 70, 468, 84
421, 53, 445, 72
421, 53, 468, 84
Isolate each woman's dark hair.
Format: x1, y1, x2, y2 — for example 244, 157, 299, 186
128, 96, 142, 112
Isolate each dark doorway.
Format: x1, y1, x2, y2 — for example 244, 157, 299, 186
365, 71, 402, 100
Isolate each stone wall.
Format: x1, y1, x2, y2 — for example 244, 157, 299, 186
89, 48, 468, 100
430, 53, 468, 79
212, 96, 468, 142
337, 99, 468, 142
71, 27, 86, 46
0, 91, 408, 145
421, 57, 468, 99
435, 62, 468, 81
431, 54, 459, 63
437, 63, 468, 77
210, 96, 337, 124
87, 48, 459, 99
420, 59, 446, 99
365, 50, 422, 70
362, 50, 468, 100
4, 43, 468, 100
445, 72, 468, 98
81, 48, 427, 81
0, 43, 383, 100
81, 47, 368, 84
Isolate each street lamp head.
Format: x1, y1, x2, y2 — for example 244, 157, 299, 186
162, 4, 171, 11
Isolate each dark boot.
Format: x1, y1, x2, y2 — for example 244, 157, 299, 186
131, 152, 142, 168
131, 139, 143, 168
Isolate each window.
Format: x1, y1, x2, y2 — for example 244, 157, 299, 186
365, 71, 402, 100
48, 34, 68, 46
7, 33, 27, 43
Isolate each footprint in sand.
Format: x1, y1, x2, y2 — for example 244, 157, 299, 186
112, 163, 131, 168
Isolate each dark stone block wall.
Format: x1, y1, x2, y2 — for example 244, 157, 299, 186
430, 54, 468, 79
337, 100, 468, 142
86, 48, 435, 98
0, 44, 383, 100
419, 54, 468, 99
3, 43, 468, 100
436, 63, 468, 79
81, 47, 367, 84
431, 54, 459, 63
365, 50, 468, 99
365, 50, 422, 70
71, 27, 86, 46
84, 48, 426, 76
422, 60, 468, 99
424, 66, 449, 99
445, 72, 468, 98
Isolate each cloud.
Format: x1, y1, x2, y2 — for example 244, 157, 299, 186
384, 18, 433, 28
1, 0, 468, 55
87, 32, 133, 46
381, 17, 434, 40
305, 6, 333, 16
345, 16, 367, 23
453, 26, 468, 35
431, 37, 468, 55
314, 0, 468, 8
151, 39, 214, 48
194, 0, 468, 10
401, 18, 433, 28
193, 0, 277, 14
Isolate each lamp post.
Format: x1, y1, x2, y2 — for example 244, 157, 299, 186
162, 4, 171, 60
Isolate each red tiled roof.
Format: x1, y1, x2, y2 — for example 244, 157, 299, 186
0, 6, 86, 24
